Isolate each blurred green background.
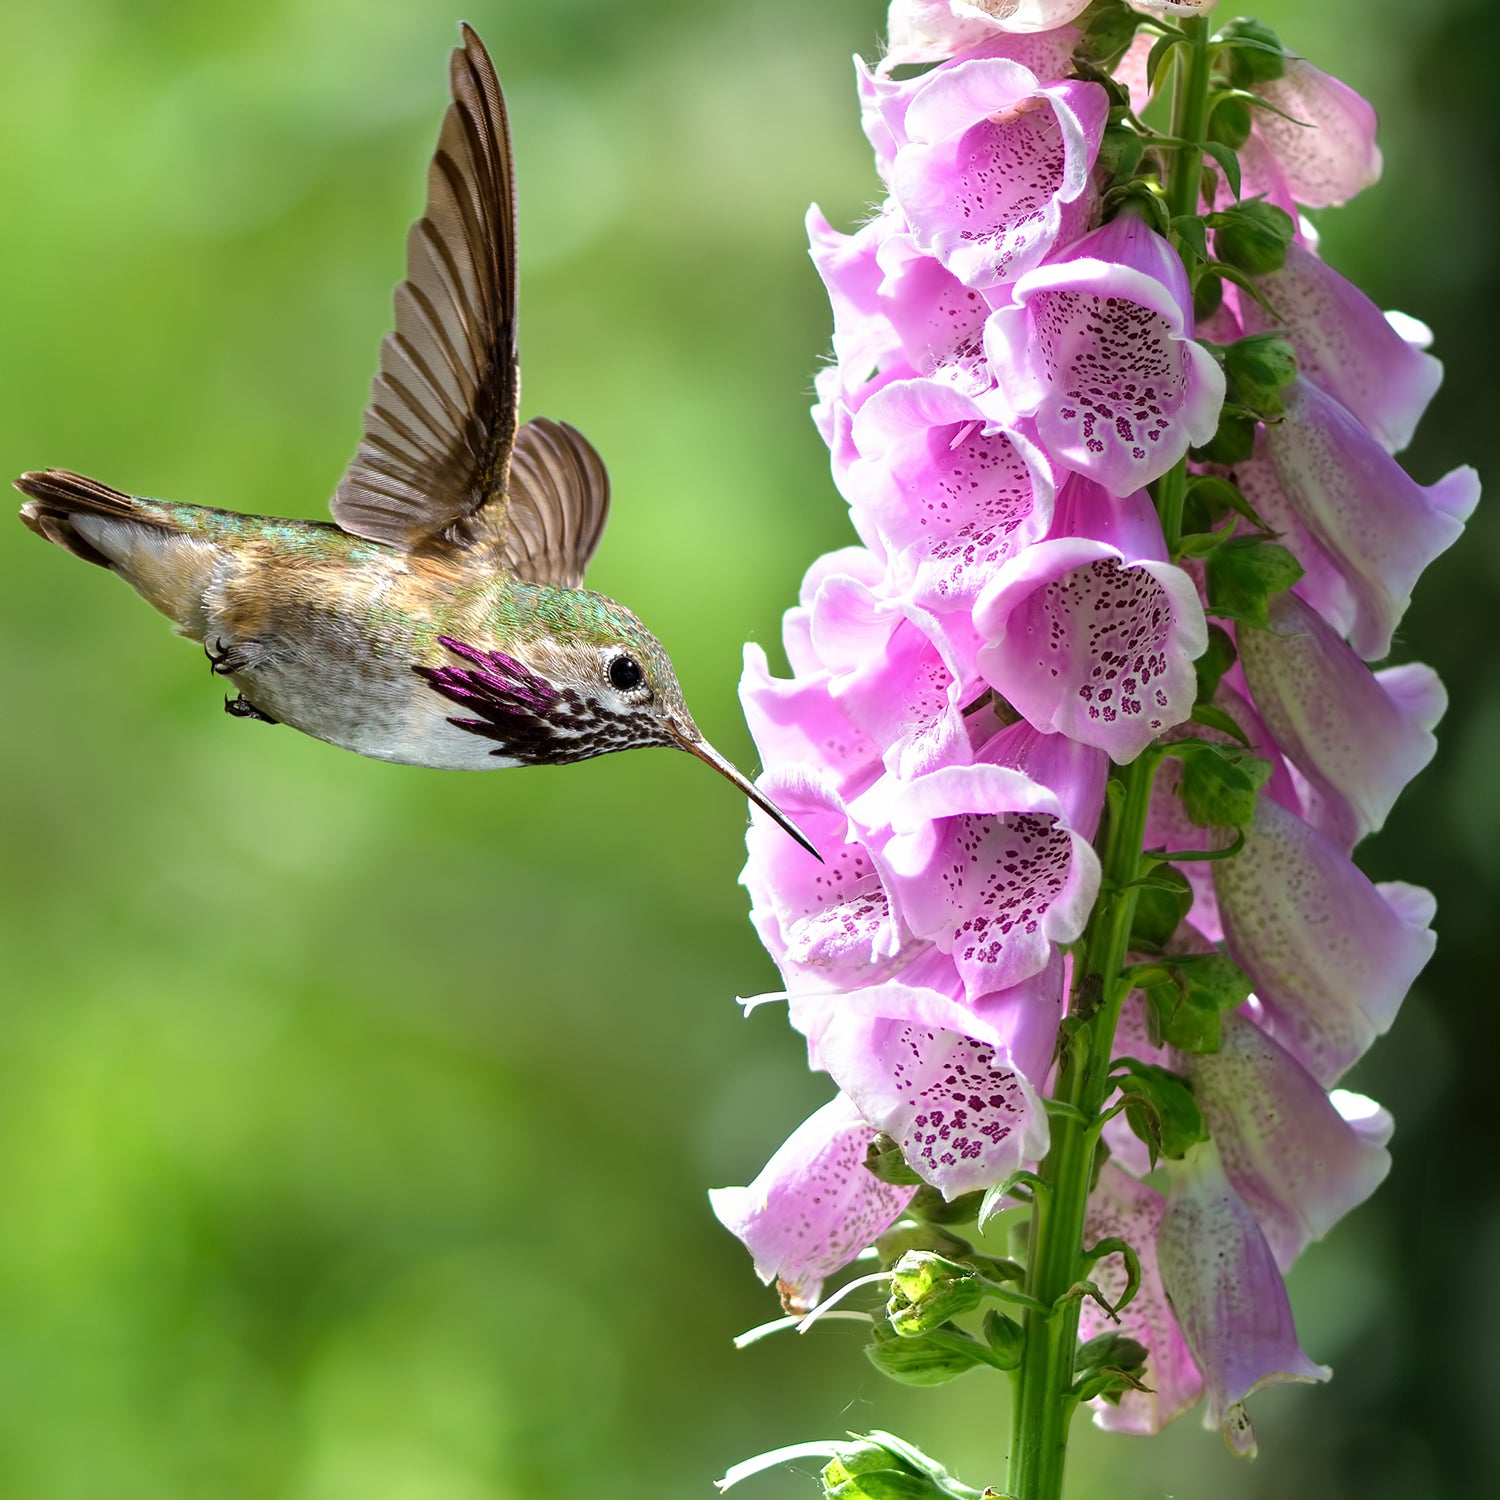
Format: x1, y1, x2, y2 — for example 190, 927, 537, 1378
0, 1, 1494, 1496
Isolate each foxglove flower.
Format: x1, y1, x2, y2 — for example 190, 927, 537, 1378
710, 1094, 916, 1312
982, 215, 1225, 493
1261, 378, 1479, 660
1157, 1140, 1332, 1457
884, 1, 1091, 67
973, 477, 1208, 761
1214, 795, 1437, 1086
890, 58, 1108, 290
1248, 59, 1382, 210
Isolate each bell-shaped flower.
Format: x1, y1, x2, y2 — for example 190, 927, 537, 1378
741, 769, 907, 992
781, 544, 889, 678
982, 214, 1225, 494
1185, 1011, 1392, 1271
874, 231, 996, 396
1080, 1165, 1204, 1436
1262, 378, 1480, 661
858, 760, 1101, 999
890, 57, 1108, 290
973, 477, 1208, 762
1235, 242, 1442, 454
884, 1, 1091, 69
828, 581, 982, 778
1237, 590, 1445, 851
709, 1093, 916, 1313
1252, 59, 1382, 210
1213, 794, 1436, 1086
814, 949, 1062, 1196
973, 717, 1109, 840
1157, 1139, 1331, 1457
807, 205, 904, 393
740, 645, 880, 798
846, 377, 1055, 614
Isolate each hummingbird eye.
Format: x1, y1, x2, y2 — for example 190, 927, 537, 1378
608, 654, 644, 692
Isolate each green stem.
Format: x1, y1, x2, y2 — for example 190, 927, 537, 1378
1003, 23, 1214, 1500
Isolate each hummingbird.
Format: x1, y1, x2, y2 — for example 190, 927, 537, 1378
15, 24, 817, 860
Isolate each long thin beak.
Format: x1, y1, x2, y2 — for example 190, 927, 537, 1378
668, 723, 822, 861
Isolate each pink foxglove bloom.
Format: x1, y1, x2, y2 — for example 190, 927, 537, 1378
890, 59, 1108, 290
1157, 1140, 1331, 1458
981, 215, 1225, 493
1261, 378, 1479, 660
1237, 591, 1444, 851
1081, 1166, 1203, 1435
884, 2, 1090, 68
1214, 795, 1437, 1086
846, 378, 1055, 613
710, 1094, 915, 1313
1250, 59, 1382, 210
1184, 1011, 1391, 1270
973, 477, 1208, 761
1235, 242, 1441, 454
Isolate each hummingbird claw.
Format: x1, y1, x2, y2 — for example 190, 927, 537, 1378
205, 636, 268, 677
224, 694, 278, 725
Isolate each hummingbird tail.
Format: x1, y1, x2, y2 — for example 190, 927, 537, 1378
16, 468, 221, 637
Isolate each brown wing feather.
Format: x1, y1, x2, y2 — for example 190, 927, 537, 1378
330, 24, 518, 550
460, 418, 611, 589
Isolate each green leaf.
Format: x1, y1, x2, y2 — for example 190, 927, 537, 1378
907, 1185, 985, 1226
1205, 538, 1304, 627
1129, 863, 1194, 950
1077, 0, 1141, 67
1171, 214, 1209, 266
1097, 123, 1146, 183
1190, 409, 1258, 466
1146, 34, 1183, 99
865, 1133, 925, 1186
1183, 473, 1271, 534
1172, 739, 1272, 828
876, 1223, 973, 1269
1201, 140, 1242, 201
1115, 1061, 1209, 1164
1193, 624, 1237, 703
1142, 955, 1251, 1054
1192, 270, 1223, 324
1189, 702, 1251, 746
865, 1328, 987, 1386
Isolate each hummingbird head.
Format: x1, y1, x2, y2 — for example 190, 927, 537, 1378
416, 590, 821, 859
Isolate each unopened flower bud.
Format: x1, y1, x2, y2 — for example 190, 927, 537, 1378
820, 1433, 983, 1500
982, 1308, 1025, 1368
1226, 334, 1299, 418
1220, 18, 1288, 87
1213, 202, 1296, 276
887, 1251, 985, 1335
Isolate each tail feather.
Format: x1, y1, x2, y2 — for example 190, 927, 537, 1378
16, 468, 171, 569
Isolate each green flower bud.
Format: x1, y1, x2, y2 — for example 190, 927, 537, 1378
982, 1309, 1025, 1369
876, 1222, 973, 1267
1207, 95, 1253, 151
1221, 19, 1287, 88
887, 1252, 985, 1336
1213, 201, 1296, 276
1225, 333, 1298, 418
1192, 271, 1224, 325
1191, 410, 1257, 467
908, 1185, 985, 1225
866, 1327, 987, 1386
820, 1434, 985, 1500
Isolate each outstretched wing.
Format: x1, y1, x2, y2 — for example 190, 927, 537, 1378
329, 25, 610, 587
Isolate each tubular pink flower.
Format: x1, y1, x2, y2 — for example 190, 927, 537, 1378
981, 215, 1225, 494
807, 205, 903, 393
1261, 379, 1480, 661
1185, 1011, 1392, 1272
1238, 590, 1445, 851
860, 762, 1101, 999
1235, 242, 1442, 454
1157, 1139, 1331, 1458
884, 2, 1090, 68
814, 951, 1062, 1196
973, 477, 1208, 761
891, 59, 1108, 290
1213, 795, 1437, 1087
846, 377, 1056, 612
741, 769, 907, 991
1252, 59, 1382, 210
874, 231, 996, 395
709, 1094, 916, 1313
1081, 1166, 1204, 1436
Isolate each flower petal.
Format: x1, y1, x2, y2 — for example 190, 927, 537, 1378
1253, 59, 1382, 209
1157, 1140, 1331, 1458
1213, 795, 1437, 1085
710, 1094, 916, 1313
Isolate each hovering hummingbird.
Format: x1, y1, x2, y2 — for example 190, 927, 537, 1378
16, 25, 817, 859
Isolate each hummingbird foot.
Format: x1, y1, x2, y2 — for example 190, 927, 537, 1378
224, 694, 278, 725
204, 636, 268, 677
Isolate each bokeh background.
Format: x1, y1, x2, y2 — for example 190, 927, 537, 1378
1, 1, 1495, 1496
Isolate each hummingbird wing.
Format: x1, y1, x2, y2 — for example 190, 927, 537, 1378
328, 25, 611, 587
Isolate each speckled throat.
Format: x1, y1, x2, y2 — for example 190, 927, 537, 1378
414, 636, 665, 765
